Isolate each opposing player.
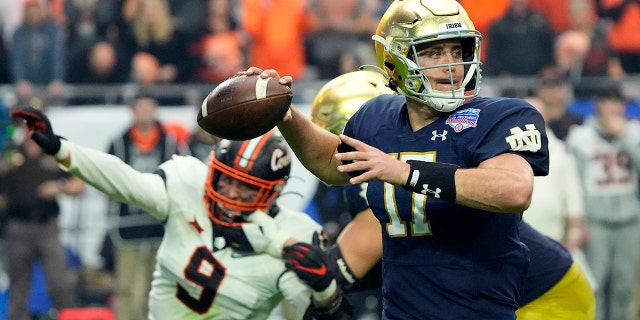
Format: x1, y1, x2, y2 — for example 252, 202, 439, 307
247, 0, 550, 318
11, 107, 350, 320
284, 70, 595, 320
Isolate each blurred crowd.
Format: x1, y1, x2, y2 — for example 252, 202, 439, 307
0, 0, 636, 106
1, 0, 640, 319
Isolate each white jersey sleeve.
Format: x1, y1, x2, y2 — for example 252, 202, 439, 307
58, 139, 170, 220
272, 206, 326, 319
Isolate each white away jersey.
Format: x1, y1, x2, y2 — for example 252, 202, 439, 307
59, 141, 322, 319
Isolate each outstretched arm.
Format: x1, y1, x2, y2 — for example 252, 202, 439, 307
11, 107, 171, 220
243, 67, 351, 186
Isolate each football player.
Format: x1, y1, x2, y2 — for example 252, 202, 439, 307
246, 0, 551, 318
284, 70, 594, 320
11, 107, 350, 320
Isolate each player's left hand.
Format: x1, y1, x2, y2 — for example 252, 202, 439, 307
283, 240, 336, 293
10, 107, 61, 155
335, 133, 410, 185
240, 210, 291, 257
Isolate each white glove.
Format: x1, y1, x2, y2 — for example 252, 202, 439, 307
242, 210, 291, 258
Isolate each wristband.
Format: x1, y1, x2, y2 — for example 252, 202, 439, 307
325, 244, 357, 289
54, 139, 71, 162
312, 288, 352, 320
403, 160, 458, 202
312, 279, 337, 302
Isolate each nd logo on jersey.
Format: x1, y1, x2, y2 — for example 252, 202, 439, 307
505, 124, 542, 152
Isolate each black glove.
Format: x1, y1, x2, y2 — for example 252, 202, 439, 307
10, 107, 61, 155
283, 241, 335, 292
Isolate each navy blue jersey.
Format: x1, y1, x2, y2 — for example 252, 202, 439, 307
342, 95, 549, 320
345, 183, 369, 218
345, 187, 573, 307
518, 222, 573, 306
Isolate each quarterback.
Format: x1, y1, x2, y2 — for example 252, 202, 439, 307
248, 0, 550, 318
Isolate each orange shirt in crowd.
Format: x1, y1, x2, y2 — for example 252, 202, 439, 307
241, 0, 315, 79
528, 0, 578, 32
458, 0, 509, 63
600, 0, 640, 53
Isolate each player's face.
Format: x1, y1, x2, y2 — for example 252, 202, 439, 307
416, 39, 465, 92
215, 172, 260, 215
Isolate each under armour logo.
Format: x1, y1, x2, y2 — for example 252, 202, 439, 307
431, 130, 448, 141
421, 184, 441, 198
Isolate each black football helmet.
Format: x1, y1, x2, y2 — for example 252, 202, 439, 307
204, 129, 292, 228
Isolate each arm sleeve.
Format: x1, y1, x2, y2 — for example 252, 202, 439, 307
561, 150, 585, 219
56, 140, 170, 220
278, 271, 314, 320
617, 120, 640, 172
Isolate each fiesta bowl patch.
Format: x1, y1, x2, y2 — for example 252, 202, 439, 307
446, 108, 480, 132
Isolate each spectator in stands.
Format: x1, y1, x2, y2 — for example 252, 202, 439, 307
102, 92, 185, 320
62, 0, 121, 46
0, 24, 11, 84
535, 70, 584, 140
305, 0, 380, 79
0, 0, 31, 47
240, 0, 315, 80
528, 0, 576, 32
524, 96, 589, 251
597, 0, 640, 74
565, 80, 640, 320
0, 116, 85, 320
523, 96, 596, 288
66, 42, 129, 90
10, 0, 65, 106
126, 0, 190, 83
62, 0, 132, 89
129, 51, 184, 105
485, 0, 556, 78
190, 0, 247, 83
554, 0, 625, 97
185, 126, 220, 162
165, 0, 206, 41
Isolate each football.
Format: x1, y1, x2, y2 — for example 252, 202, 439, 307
197, 74, 293, 140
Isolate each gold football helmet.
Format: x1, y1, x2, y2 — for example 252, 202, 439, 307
311, 70, 395, 134
373, 0, 482, 112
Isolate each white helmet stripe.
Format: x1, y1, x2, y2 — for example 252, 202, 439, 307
238, 137, 263, 168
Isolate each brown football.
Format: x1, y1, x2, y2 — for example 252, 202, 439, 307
197, 74, 293, 140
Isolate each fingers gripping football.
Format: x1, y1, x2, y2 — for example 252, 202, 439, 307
10, 107, 61, 155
